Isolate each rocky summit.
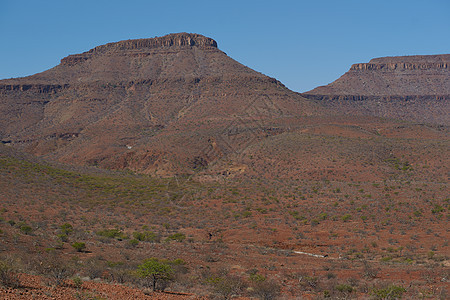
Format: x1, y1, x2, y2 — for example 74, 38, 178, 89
303, 54, 449, 124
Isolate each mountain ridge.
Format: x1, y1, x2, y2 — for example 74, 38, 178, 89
303, 54, 449, 124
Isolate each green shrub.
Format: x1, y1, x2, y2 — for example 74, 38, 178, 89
132, 231, 145, 241
57, 233, 68, 242
170, 258, 186, 266
431, 204, 445, 214
256, 207, 267, 214
96, 229, 127, 240
60, 223, 73, 235
370, 285, 406, 299
207, 274, 246, 299
249, 273, 266, 282
302, 276, 318, 289
311, 219, 320, 226
165, 232, 186, 242
341, 214, 351, 222
71, 242, 86, 252
19, 225, 32, 235
72, 276, 83, 289
335, 284, 353, 293
128, 239, 139, 247
106, 261, 124, 268
319, 213, 328, 220
132, 231, 159, 242
242, 211, 252, 218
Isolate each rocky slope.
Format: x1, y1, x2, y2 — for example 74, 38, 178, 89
303, 54, 449, 124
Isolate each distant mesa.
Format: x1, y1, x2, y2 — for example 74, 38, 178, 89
303, 54, 450, 124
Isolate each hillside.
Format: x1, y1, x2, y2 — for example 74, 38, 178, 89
0, 135, 449, 298
303, 54, 449, 124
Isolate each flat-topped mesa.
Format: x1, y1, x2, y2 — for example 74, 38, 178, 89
61, 33, 218, 66
350, 54, 450, 71
303, 54, 449, 124
370, 54, 450, 64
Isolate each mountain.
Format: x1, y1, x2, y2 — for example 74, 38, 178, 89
1, 34, 448, 179
0, 33, 324, 175
303, 54, 449, 124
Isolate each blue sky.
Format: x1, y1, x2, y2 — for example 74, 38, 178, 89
1, 0, 449, 92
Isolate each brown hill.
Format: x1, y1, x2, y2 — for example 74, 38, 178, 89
0, 33, 324, 175
303, 54, 449, 124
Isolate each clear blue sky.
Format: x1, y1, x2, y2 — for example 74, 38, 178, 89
1, 0, 449, 92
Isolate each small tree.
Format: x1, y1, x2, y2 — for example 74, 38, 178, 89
136, 258, 174, 291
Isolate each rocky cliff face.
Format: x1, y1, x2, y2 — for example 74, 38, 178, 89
60, 33, 218, 66
86, 32, 218, 53
349, 61, 448, 71
303, 54, 449, 124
